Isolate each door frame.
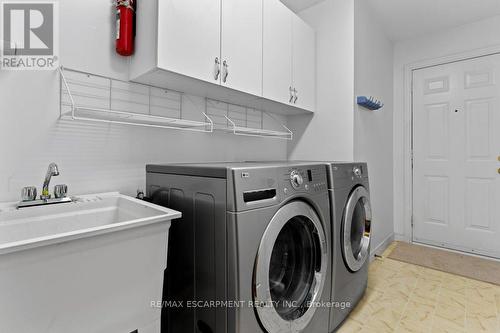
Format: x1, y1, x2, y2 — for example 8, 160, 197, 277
397, 44, 500, 244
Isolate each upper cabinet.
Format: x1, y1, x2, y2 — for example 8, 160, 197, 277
292, 15, 315, 111
157, 0, 221, 84
130, 0, 315, 115
221, 0, 263, 96
263, 0, 293, 106
262, 2, 316, 112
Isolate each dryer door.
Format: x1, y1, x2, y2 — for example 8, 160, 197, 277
342, 186, 372, 272
253, 201, 328, 333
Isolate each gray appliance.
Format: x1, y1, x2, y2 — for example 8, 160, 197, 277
146, 162, 332, 333
326, 162, 372, 331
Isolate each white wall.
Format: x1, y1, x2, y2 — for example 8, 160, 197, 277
0, 0, 287, 202
393, 15, 500, 239
354, 0, 394, 253
287, 0, 355, 161
286, 0, 394, 254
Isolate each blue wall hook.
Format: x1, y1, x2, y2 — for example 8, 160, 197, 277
357, 96, 384, 110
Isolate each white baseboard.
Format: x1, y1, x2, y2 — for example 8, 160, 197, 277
394, 233, 410, 242
370, 233, 395, 261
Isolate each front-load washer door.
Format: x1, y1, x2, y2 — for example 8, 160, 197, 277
253, 201, 328, 333
342, 186, 372, 272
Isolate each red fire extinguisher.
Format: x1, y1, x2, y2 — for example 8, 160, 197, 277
116, 0, 136, 56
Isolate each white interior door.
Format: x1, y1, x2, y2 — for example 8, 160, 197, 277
292, 15, 315, 111
221, 0, 263, 96
413, 53, 500, 258
157, 0, 221, 84
263, 0, 292, 105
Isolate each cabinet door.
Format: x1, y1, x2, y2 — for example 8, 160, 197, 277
263, 0, 292, 104
292, 15, 315, 111
221, 0, 263, 96
157, 0, 221, 84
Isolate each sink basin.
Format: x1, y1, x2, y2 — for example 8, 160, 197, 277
0, 192, 180, 255
0, 192, 181, 333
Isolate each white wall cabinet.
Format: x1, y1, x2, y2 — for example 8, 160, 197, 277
263, 0, 293, 105
221, 0, 263, 96
157, 0, 221, 84
130, 0, 315, 115
292, 15, 315, 111
263, 2, 316, 112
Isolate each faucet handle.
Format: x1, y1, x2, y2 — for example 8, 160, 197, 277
21, 186, 37, 202
54, 184, 68, 199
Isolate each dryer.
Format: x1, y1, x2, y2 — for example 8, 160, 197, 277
326, 162, 372, 331
146, 162, 332, 333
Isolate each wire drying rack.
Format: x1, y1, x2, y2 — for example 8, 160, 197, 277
206, 99, 292, 140
59, 67, 213, 132
59, 67, 292, 139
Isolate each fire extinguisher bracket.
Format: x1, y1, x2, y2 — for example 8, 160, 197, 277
115, 1, 135, 11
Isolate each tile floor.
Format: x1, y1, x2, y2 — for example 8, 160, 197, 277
337, 242, 500, 333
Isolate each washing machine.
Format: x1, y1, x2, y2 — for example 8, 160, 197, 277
326, 162, 372, 331
146, 162, 332, 333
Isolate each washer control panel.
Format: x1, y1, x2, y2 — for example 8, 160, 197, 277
283, 166, 328, 196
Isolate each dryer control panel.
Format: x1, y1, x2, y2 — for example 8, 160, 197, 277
328, 162, 369, 190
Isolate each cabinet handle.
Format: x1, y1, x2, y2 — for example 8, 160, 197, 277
214, 57, 221, 81
289, 87, 294, 103
222, 60, 229, 83
293, 88, 298, 103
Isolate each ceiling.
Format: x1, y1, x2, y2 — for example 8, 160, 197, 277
280, 0, 325, 13
281, 0, 500, 42
366, 0, 500, 41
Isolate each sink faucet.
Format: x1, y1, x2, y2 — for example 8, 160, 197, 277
41, 162, 60, 200
17, 162, 71, 208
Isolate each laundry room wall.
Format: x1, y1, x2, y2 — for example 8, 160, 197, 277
0, 0, 287, 202
287, 0, 355, 161
354, 0, 394, 254
393, 15, 500, 240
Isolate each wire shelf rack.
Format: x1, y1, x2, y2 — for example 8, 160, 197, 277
206, 99, 292, 140
59, 67, 214, 132
59, 67, 292, 140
